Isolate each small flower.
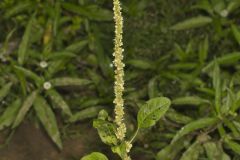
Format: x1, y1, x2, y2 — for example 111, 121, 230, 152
220, 9, 228, 17
40, 61, 48, 68
125, 141, 133, 153
43, 81, 51, 90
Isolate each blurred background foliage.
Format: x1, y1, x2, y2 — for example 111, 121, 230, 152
1, 0, 240, 159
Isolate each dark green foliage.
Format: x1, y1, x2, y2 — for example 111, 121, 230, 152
1, 0, 240, 159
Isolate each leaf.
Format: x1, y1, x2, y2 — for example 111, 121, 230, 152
62, 3, 112, 21
227, 0, 240, 14
34, 96, 62, 149
0, 99, 21, 130
180, 140, 203, 160
172, 96, 210, 106
171, 16, 212, 30
93, 119, 118, 146
148, 77, 158, 98
171, 117, 219, 143
127, 59, 155, 70
204, 141, 231, 160
225, 140, 240, 154
137, 97, 171, 128
18, 14, 35, 65
231, 25, 240, 45
47, 89, 72, 117
4, 2, 33, 18
69, 107, 104, 122
202, 52, 240, 73
213, 60, 221, 114
81, 152, 108, 160
199, 36, 209, 64
50, 77, 91, 87
166, 108, 193, 124
156, 137, 192, 160
12, 91, 38, 128
46, 51, 76, 60
65, 40, 88, 53
0, 82, 12, 101
14, 66, 43, 85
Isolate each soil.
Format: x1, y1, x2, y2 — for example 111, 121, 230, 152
0, 121, 147, 160
0, 121, 103, 160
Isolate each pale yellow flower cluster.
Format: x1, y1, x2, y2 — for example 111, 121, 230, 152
113, 0, 126, 141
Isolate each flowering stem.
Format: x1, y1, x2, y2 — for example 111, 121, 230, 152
113, 0, 126, 141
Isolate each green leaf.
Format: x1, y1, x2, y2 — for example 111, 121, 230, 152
213, 60, 221, 114
127, 59, 155, 70
172, 96, 210, 106
0, 82, 12, 101
65, 40, 88, 53
69, 107, 104, 122
47, 89, 72, 117
199, 36, 209, 64
46, 51, 76, 60
18, 14, 35, 65
0, 99, 21, 130
180, 140, 203, 160
202, 52, 240, 73
227, 0, 240, 14
12, 91, 38, 128
50, 77, 91, 87
204, 141, 231, 160
171, 16, 212, 30
225, 140, 240, 154
4, 2, 33, 18
14, 66, 43, 85
156, 137, 192, 160
93, 119, 118, 146
231, 25, 240, 45
137, 97, 171, 128
81, 152, 108, 160
34, 96, 62, 149
166, 108, 193, 124
62, 3, 112, 21
171, 117, 219, 143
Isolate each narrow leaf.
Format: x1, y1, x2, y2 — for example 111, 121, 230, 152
171, 117, 219, 143
171, 16, 212, 30
50, 77, 91, 87
0, 99, 21, 130
34, 96, 62, 149
0, 82, 12, 101
47, 89, 72, 117
12, 91, 38, 128
18, 15, 35, 65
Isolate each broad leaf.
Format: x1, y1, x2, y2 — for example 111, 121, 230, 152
81, 152, 108, 160
137, 97, 171, 128
93, 119, 118, 146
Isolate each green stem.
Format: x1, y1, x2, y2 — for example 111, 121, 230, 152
130, 127, 140, 143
